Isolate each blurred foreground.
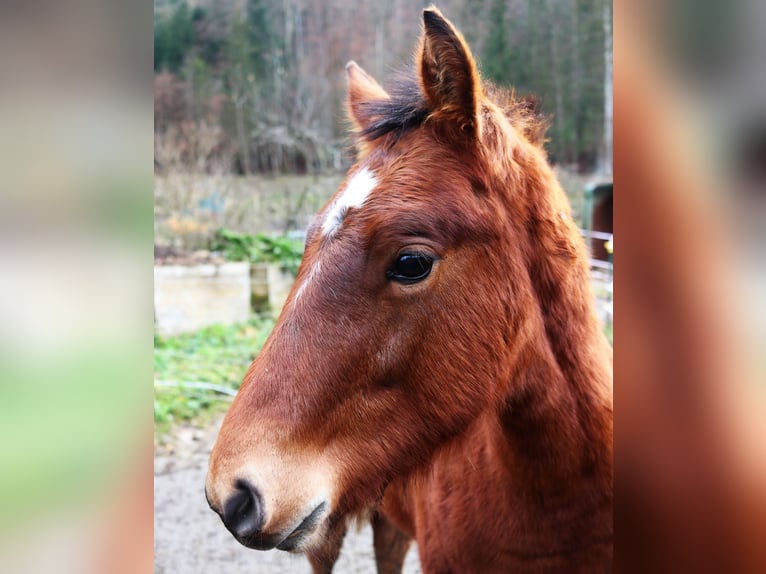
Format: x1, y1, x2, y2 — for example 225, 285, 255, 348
615, 1, 766, 571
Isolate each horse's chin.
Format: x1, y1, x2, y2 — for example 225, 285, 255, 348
275, 525, 328, 554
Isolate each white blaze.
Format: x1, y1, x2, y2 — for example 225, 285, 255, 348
293, 167, 377, 306
321, 167, 377, 237
293, 260, 321, 303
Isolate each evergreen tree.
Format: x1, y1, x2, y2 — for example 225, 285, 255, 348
482, 0, 509, 84
154, 3, 194, 73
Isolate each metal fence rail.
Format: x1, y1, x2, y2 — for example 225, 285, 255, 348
581, 229, 613, 242
579, 229, 613, 270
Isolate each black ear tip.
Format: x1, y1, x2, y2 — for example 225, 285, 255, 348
423, 7, 452, 35
423, 6, 441, 24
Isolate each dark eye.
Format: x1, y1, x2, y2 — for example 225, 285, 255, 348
386, 253, 434, 284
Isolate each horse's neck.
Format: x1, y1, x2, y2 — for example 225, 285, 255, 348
500, 338, 613, 495
491, 345, 613, 560
498, 179, 613, 537
505, 162, 612, 488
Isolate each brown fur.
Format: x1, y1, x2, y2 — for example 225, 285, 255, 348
207, 7, 612, 573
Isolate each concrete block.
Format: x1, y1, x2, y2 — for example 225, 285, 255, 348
154, 262, 251, 336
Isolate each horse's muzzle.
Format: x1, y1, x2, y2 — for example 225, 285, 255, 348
208, 478, 329, 552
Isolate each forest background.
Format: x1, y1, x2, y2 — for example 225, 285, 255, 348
154, 0, 613, 180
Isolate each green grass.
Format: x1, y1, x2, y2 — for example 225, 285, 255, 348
154, 317, 275, 437
210, 228, 304, 275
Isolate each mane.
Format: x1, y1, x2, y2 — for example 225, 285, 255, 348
357, 74, 428, 141
355, 71, 549, 147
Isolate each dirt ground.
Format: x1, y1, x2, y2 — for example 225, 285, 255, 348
154, 417, 422, 574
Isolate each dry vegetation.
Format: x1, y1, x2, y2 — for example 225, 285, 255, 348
154, 173, 343, 251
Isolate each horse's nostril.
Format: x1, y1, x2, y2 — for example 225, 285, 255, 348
221, 480, 264, 540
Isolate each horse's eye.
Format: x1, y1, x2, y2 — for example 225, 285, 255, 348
386, 253, 434, 284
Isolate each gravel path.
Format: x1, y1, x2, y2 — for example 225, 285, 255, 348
154, 418, 422, 574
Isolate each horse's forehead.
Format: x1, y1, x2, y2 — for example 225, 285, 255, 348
316, 139, 481, 250
320, 159, 433, 239
321, 166, 379, 238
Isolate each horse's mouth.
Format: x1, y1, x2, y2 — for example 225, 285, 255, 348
235, 502, 328, 552
275, 502, 328, 552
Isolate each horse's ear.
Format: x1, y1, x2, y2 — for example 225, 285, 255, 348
346, 61, 390, 133
418, 7, 480, 135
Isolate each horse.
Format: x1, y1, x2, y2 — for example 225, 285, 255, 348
206, 6, 613, 572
